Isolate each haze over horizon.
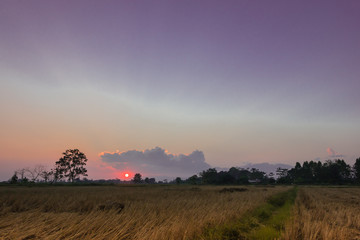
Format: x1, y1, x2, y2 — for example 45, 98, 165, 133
1, 1, 360, 181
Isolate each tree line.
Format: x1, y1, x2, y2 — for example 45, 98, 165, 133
179, 158, 360, 185
181, 167, 274, 185
8, 148, 360, 185
276, 158, 360, 185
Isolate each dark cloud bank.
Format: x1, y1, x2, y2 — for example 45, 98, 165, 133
100, 147, 295, 180
100, 147, 210, 178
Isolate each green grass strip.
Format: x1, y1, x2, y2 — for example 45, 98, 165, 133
200, 187, 298, 240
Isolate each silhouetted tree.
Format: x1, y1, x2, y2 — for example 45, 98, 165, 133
175, 177, 182, 184
9, 172, 18, 184
198, 167, 269, 185
288, 161, 322, 184
16, 168, 29, 182
321, 159, 351, 184
228, 167, 249, 184
51, 168, 62, 183
276, 168, 292, 184
26, 165, 47, 182
133, 173, 142, 183
217, 171, 235, 184
354, 158, 360, 182
267, 173, 276, 184
20, 177, 29, 184
278, 159, 352, 185
144, 177, 155, 184
187, 175, 200, 185
39, 170, 52, 183
249, 168, 266, 181
200, 168, 218, 184
55, 149, 88, 182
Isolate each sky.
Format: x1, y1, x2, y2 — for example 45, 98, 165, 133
1, 0, 360, 181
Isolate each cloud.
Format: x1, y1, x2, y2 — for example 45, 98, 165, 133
99, 147, 211, 178
326, 147, 345, 158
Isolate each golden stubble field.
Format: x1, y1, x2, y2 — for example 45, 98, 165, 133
2, 185, 360, 240
0, 185, 289, 240
283, 187, 360, 240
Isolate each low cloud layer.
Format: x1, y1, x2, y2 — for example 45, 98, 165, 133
99, 147, 210, 178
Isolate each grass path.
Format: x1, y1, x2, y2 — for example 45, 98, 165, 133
200, 187, 298, 240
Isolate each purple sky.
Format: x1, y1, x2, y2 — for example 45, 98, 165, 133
1, 0, 360, 180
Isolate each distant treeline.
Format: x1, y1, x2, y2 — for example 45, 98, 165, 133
182, 167, 274, 185
6, 156, 360, 186
276, 158, 360, 185
182, 158, 360, 185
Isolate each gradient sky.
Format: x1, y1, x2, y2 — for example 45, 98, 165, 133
1, 0, 360, 180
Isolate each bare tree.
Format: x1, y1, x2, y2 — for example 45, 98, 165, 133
39, 170, 53, 183
27, 165, 47, 182
16, 168, 30, 182
15, 165, 52, 183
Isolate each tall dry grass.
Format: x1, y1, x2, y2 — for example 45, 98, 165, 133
0, 185, 289, 240
283, 187, 360, 240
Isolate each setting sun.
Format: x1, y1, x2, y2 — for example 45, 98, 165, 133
125, 173, 129, 178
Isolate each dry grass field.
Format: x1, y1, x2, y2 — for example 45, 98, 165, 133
2, 185, 359, 240
283, 187, 360, 240
0, 185, 289, 240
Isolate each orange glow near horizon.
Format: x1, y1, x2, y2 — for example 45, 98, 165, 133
117, 171, 134, 180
